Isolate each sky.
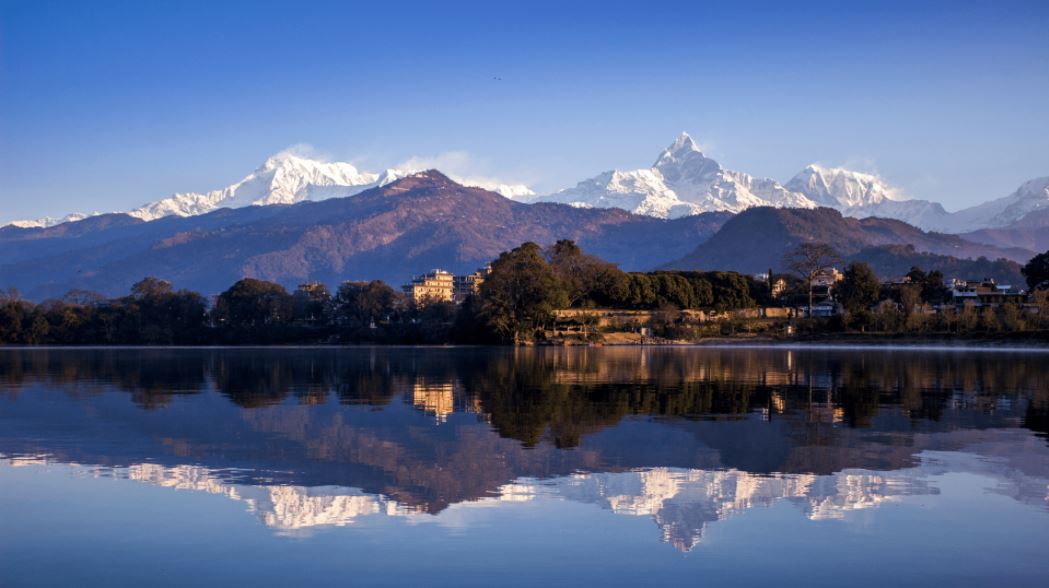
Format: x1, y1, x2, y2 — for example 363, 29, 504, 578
1, 0, 1048, 222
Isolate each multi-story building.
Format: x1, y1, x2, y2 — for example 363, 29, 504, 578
453, 266, 491, 302
402, 269, 454, 305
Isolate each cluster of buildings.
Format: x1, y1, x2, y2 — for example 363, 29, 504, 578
401, 267, 491, 306
758, 268, 1032, 318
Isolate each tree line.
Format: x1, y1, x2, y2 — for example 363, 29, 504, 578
2, 240, 1048, 345
0, 240, 764, 345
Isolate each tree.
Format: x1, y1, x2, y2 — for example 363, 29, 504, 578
213, 278, 294, 330
545, 240, 627, 307
838, 262, 881, 314
705, 271, 754, 310
479, 242, 566, 344
335, 280, 400, 332
293, 283, 333, 324
906, 266, 949, 304
1022, 250, 1049, 291
783, 243, 841, 318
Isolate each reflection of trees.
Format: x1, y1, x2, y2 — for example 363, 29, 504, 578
0, 349, 208, 409
4, 346, 1049, 518
2, 347, 1048, 440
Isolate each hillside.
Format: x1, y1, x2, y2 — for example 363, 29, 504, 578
664, 207, 1028, 282
0, 171, 729, 300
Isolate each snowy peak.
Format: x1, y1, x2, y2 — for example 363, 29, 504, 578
36, 152, 534, 225
654, 132, 709, 166
5, 212, 94, 229
786, 164, 900, 208
948, 175, 1049, 231
539, 132, 814, 219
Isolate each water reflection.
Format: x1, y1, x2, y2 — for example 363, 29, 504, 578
1, 347, 1048, 555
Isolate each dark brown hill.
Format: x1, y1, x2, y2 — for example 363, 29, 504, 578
664, 207, 1026, 282
0, 171, 729, 300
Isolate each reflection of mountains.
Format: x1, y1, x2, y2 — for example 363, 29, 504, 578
2, 347, 1048, 517
7, 455, 1046, 552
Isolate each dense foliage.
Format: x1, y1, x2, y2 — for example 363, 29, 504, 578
2, 242, 1046, 345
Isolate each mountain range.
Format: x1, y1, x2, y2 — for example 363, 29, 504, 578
6, 152, 534, 228
6, 133, 1047, 237
530, 133, 1049, 235
0, 170, 1028, 300
0, 171, 729, 299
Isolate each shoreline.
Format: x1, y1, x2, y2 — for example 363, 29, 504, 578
3, 338, 1049, 352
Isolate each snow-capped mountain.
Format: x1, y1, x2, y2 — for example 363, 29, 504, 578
129, 153, 381, 221
5, 152, 534, 227
6, 212, 96, 229
784, 164, 952, 230
948, 176, 1049, 232
4, 134, 1045, 235
539, 133, 1047, 234
786, 165, 899, 208
537, 133, 818, 218
127, 153, 535, 222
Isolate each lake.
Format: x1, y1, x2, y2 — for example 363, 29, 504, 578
1, 346, 1048, 587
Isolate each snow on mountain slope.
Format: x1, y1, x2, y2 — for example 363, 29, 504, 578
784, 164, 955, 230
5, 212, 95, 229
129, 153, 381, 221
4, 152, 536, 227
538, 133, 818, 219
786, 165, 899, 208
947, 176, 1049, 232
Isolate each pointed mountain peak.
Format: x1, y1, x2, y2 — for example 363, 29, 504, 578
669, 131, 701, 153
654, 132, 717, 170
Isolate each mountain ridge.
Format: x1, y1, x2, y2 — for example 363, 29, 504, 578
0, 171, 730, 300
6, 133, 1047, 235
664, 206, 1027, 283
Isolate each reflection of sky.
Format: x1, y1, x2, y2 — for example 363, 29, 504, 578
4, 444, 1048, 552
2, 448, 1049, 587
3, 347, 1049, 585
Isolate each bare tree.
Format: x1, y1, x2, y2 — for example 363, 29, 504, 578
783, 243, 841, 318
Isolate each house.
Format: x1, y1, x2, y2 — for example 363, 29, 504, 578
812, 268, 843, 298
949, 278, 1025, 307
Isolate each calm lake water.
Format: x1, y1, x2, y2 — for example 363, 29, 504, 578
1, 346, 1048, 587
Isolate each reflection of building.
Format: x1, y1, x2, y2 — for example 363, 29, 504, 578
408, 378, 483, 423
411, 380, 455, 423
403, 270, 454, 305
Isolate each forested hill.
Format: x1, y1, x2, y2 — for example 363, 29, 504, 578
665, 206, 1027, 284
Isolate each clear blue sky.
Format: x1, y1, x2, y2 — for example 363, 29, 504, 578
2, 0, 1048, 222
